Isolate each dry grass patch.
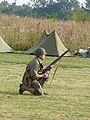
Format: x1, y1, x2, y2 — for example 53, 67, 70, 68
0, 15, 90, 50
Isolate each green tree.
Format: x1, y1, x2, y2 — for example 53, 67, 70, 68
33, 0, 80, 19
30, 0, 48, 8
67, 9, 90, 22
69, 0, 80, 10
0, 1, 9, 14
15, 4, 32, 17
7, 3, 16, 14
56, 0, 79, 11
86, 0, 90, 9
44, 12, 58, 19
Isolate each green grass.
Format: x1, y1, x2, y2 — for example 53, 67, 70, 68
0, 53, 90, 120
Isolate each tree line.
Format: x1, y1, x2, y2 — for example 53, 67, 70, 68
0, 0, 90, 21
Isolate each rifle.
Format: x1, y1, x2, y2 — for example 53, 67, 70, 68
39, 49, 69, 86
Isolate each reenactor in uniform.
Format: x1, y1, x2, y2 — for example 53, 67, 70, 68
19, 47, 51, 96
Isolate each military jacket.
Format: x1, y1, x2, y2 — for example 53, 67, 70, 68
22, 57, 43, 84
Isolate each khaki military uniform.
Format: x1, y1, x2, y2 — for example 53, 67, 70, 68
21, 57, 47, 95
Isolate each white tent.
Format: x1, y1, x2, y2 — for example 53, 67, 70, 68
0, 36, 14, 52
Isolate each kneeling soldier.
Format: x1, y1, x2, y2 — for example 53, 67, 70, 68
19, 47, 49, 96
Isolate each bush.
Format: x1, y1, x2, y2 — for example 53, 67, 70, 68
67, 10, 90, 22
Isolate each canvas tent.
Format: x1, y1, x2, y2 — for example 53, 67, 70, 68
25, 30, 71, 56
0, 36, 14, 52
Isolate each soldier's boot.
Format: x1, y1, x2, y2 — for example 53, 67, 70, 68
19, 84, 24, 94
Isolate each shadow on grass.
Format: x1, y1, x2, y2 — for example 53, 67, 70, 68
0, 91, 32, 96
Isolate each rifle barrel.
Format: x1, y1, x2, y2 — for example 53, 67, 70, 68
49, 49, 69, 66
44, 49, 69, 72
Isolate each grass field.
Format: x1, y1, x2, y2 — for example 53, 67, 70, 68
0, 53, 90, 120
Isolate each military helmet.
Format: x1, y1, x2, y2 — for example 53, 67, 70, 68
35, 47, 47, 57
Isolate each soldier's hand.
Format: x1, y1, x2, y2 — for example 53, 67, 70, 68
42, 73, 49, 78
50, 64, 54, 69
